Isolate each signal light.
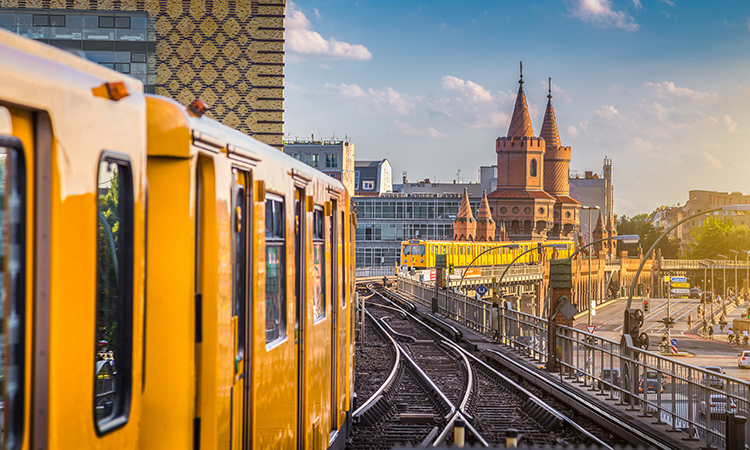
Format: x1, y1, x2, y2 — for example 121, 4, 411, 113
92, 81, 130, 101
188, 98, 208, 117
643, 300, 649, 313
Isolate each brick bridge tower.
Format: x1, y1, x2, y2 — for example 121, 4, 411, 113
453, 188, 476, 241
489, 63, 556, 241
540, 78, 580, 239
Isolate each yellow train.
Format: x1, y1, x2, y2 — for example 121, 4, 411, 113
0, 31, 354, 449
401, 239, 575, 270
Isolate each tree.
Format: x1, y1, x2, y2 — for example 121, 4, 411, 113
617, 214, 681, 258
685, 217, 750, 260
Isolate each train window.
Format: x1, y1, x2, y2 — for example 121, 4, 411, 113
313, 207, 325, 320
417, 245, 425, 256
232, 183, 247, 361
265, 195, 286, 345
0, 136, 26, 450
94, 155, 134, 433
403, 245, 410, 256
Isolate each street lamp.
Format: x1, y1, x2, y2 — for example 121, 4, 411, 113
455, 243, 521, 293
492, 243, 570, 308
580, 206, 600, 327
718, 253, 728, 315
567, 234, 640, 326
729, 249, 739, 305
625, 204, 750, 313
745, 250, 750, 305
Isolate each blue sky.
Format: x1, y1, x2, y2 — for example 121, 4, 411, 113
283, 0, 750, 217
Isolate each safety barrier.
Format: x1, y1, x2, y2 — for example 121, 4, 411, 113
392, 276, 750, 449
355, 266, 395, 278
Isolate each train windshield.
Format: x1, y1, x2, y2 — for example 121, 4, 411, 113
402, 245, 411, 255
416, 245, 425, 256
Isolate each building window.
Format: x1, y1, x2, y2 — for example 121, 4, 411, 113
291, 153, 300, 160
363, 180, 374, 190
354, 170, 360, 190
305, 153, 319, 168
265, 195, 286, 345
95, 155, 134, 433
530, 159, 537, 177
325, 153, 339, 168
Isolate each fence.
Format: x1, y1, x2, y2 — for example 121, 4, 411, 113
393, 275, 750, 449
356, 266, 395, 278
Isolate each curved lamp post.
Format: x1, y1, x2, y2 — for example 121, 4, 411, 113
745, 250, 750, 305
567, 234, 640, 326
455, 243, 521, 293
489, 243, 570, 304
581, 206, 600, 327
625, 204, 750, 315
730, 249, 739, 305
718, 253, 728, 315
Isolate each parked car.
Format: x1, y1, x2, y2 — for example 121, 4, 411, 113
639, 370, 663, 393
701, 366, 725, 389
598, 368, 621, 390
689, 288, 702, 299
700, 394, 737, 417
738, 351, 750, 368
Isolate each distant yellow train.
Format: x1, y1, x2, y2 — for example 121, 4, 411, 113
400, 239, 575, 270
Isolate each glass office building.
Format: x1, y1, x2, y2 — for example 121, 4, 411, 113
1, 8, 156, 92
354, 194, 480, 267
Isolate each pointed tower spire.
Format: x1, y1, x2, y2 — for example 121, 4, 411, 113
475, 190, 496, 241
540, 77, 561, 148
453, 188, 476, 241
507, 61, 535, 138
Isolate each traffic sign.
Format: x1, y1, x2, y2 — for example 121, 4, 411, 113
671, 338, 677, 345
475, 284, 488, 296
435, 254, 447, 269
586, 325, 596, 333
670, 276, 687, 283
671, 282, 690, 289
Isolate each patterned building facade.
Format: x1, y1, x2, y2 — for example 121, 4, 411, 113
1, 0, 285, 149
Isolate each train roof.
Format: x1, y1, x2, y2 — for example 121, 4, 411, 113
145, 95, 346, 194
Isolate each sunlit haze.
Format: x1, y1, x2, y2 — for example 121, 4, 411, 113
284, 0, 750, 217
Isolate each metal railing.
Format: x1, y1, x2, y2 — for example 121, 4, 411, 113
392, 276, 750, 449
397, 276, 494, 334
555, 326, 750, 450
356, 266, 395, 278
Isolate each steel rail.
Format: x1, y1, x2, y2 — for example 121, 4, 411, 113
352, 309, 401, 418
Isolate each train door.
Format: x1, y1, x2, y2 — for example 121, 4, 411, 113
232, 169, 251, 449
330, 200, 338, 432
294, 188, 305, 449
0, 107, 28, 450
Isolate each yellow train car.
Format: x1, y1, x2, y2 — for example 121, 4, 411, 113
0, 30, 354, 450
400, 239, 575, 270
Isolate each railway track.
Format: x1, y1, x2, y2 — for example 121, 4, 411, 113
350, 284, 615, 448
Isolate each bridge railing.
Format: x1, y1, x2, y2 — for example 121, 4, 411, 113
554, 325, 750, 450
392, 276, 750, 448
397, 276, 494, 334
355, 266, 395, 278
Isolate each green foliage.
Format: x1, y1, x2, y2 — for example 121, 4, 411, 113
616, 214, 681, 258
685, 217, 750, 260
96, 168, 121, 359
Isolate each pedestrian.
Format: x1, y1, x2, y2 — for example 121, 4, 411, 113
708, 326, 714, 340
728, 328, 735, 344
687, 313, 693, 329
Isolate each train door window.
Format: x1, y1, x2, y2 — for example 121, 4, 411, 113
0, 134, 26, 449
265, 194, 286, 345
232, 178, 248, 363
94, 155, 134, 433
312, 207, 325, 321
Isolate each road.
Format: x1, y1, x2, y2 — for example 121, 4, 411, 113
576, 296, 750, 381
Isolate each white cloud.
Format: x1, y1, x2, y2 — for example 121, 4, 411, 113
325, 83, 418, 116
567, 125, 579, 138
286, 2, 372, 60
746, 17, 750, 32
393, 120, 448, 139
700, 151, 724, 170
632, 0, 642, 9
724, 114, 738, 133
596, 104, 621, 120
660, 0, 675, 6
645, 81, 719, 103
432, 76, 512, 128
567, 0, 639, 31
441, 76, 494, 102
